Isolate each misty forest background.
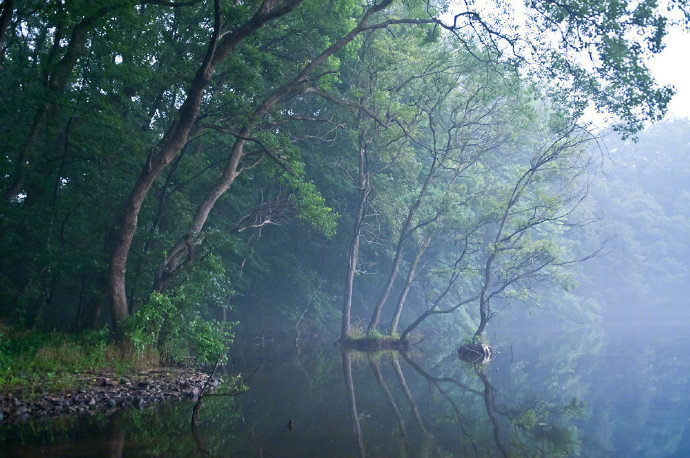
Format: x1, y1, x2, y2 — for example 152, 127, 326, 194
1, 0, 689, 360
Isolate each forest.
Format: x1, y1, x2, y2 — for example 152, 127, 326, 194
1, 0, 688, 365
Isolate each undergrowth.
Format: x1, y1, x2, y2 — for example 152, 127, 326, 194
0, 324, 157, 393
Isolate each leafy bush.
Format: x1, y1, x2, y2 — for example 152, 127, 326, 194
124, 256, 236, 366
124, 292, 234, 366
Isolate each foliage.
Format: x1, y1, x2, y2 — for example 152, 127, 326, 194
0, 0, 687, 347
125, 290, 234, 366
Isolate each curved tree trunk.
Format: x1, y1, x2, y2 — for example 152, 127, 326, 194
152, 0, 396, 294
368, 157, 437, 331
108, 0, 305, 323
473, 249, 495, 339
389, 236, 429, 334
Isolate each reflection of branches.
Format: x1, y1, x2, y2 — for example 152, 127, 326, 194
369, 360, 411, 453
191, 356, 223, 457
401, 353, 491, 457
476, 368, 509, 458
342, 352, 366, 458
392, 356, 429, 436
401, 352, 514, 457
391, 356, 445, 458
402, 353, 482, 396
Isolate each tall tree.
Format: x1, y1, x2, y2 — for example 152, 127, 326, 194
108, 0, 305, 324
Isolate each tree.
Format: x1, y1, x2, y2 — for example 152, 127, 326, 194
107, 0, 305, 325
399, 113, 597, 341
0, 0, 685, 341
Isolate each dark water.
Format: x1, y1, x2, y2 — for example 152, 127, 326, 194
2, 322, 689, 457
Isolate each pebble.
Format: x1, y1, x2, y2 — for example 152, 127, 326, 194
0, 370, 220, 425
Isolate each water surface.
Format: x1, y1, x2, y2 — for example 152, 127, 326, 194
1, 322, 689, 457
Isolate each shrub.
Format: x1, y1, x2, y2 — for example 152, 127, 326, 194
124, 291, 235, 366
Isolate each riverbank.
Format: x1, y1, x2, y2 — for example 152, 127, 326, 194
0, 368, 220, 425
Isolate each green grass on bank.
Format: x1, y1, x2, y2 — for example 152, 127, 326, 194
345, 325, 400, 341
0, 324, 159, 394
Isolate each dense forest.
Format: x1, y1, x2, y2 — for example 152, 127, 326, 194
1, 0, 688, 359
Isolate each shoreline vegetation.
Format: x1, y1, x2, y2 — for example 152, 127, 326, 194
0, 325, 226, 425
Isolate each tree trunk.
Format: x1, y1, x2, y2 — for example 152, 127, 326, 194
389, 236, 429, 334
108, 0, 304, 323
474, 250, 495, 339
0, 0, 15, 69
474, 296, 490, 339
342, 142, 370, 339
153, 1, 396, 293
368, 157, 437, 331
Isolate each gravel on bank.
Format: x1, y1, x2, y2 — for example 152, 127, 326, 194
0, 369, 221, 425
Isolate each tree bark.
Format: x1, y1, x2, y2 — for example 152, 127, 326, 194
388, 236, 429, 334
0, 0, 14, 69
341, 139, 370, 339
153, 0, 396, 293
368, 157, 437, 332
108, 0, 304, 323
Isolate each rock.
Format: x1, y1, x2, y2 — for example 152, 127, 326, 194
458, 342, 493, 364
0, 368, 224, 424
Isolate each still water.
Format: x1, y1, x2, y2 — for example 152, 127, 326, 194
1, 322, 689, 457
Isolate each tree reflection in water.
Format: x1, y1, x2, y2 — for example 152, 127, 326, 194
337, 345, 585, 458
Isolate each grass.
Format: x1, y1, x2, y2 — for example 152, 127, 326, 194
345, 324, 401, 341
0, 324, 161, 395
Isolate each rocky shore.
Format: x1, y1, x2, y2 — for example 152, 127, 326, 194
0, 369, 221, 425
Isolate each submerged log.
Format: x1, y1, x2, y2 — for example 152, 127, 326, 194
336, 338, 409, 351
458, 343, 493, 364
